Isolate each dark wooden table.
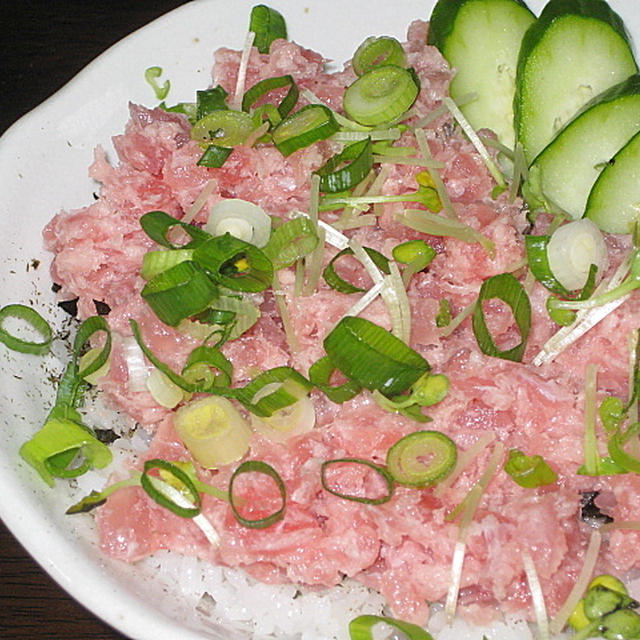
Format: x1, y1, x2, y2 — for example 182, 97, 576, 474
0, 3, 190, 637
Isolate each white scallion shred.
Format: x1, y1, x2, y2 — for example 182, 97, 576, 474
433, 432, 495, 498
349, 239, 385, 287
445, 442, 504, 622
148, 476, 220, 547
122, 335, 151, 393
372, 155, 444, 169
522, 549, 550, 640
380, 261, 411, 344
443, 97, 507, 189
230, 30, 256, 111
182, 179, 218, 224
272, 272, 299, 354
508, 142, 528, 203
332, 128, 401, 143
344, 281, 385, 318
533, 250, 634, 365
302, 176, 324, 296
549, 530, 602, 635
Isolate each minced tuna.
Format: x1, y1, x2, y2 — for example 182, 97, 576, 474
43, 18, 640, 630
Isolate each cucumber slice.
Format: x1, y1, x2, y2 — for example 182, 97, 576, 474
585, 130, 640, 234
514, 0, 637, 165
428, 0, 535, 149
525, 75, 640, 219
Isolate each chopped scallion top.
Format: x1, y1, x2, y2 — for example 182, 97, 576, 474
249, 4, 287, 54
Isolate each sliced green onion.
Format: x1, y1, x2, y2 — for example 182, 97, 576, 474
205, 199, 271, 248
182, 344, 233, 388
196, 86, 229, 120
323, 316, 429, 397
386, 430, 456, 487
321, 458, 394, 505
197, 144, 233, 168
78, 347, 110, 385
144, 66, 170, 101
504, 448, 557, 488
229, 460, 286, 528
140, 458, 201, 518
174, 396, 251, 468
181, 295, 259, 345
0, 304, 52, 355
193, 233, 273, 292
236, 366, 313, 417
140, 210, 210, 249
249, 4, 287, 54
349, 614, 433, 640
308, 355, 362, 403
141, 261, 219, 326
129, 319, 236, 396
242, 74, 298, 119
140, 249, 194, 280
271, 104, 339, 156
19, 418, 112, 488
250, 380, 315, 442
323, 246, 390, 294
352, 36, 406, 76
262, 216, 319, 270
190, 110, 254, 147
343, 65, 418, 126
472, 273, 531, 362
313, 138, 373, 193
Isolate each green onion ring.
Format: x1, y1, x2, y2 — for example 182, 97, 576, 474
323, 316, 430, 396
236, 366, 313, 417
229, 460, 286, 529
192, 233, 274, 293
321, 458, 394, 505
140, 249, 195, 281
182, 345, 233, 388
242, 75, 299, 119
140, 210, 211, 249
141, 261, 219, 326
343, 65, 419, 126
386, 430, 456, 487
352, 36, 407, 76
322, 245, 390, 294
308, 355, 362, 403
140, 458, 201, 518
263, 216, 319, 270
349, 614, 433, 640
313, 138, 373, 193
74, 315, 112, 381
272, 104, 340, 156
0, 304, 52, 355
129, 318, 238, 397
249, 4, 287, 54
471, 273, 531, 362
190, 110, 254, 147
